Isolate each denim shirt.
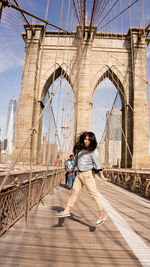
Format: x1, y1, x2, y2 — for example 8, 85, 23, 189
66, 160, 74, 171
73, 149, 102, 172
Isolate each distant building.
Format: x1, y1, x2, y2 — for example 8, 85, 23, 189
41, 142, 58, 165
41, 132, 58, 165
105, 109, 122, 167
0, 139, 1, 163
0, 137, 8, 163
1, 137, 8, 150
5, 99, 17, 154
99, 140, 105, 165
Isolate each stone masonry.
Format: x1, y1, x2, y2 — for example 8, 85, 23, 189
13, 24, 150, 168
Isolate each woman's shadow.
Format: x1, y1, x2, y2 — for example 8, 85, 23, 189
51, 206, 96, 232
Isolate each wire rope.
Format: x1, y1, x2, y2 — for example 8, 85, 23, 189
98, 0, 138, 31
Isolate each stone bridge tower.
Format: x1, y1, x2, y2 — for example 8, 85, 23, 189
13, 24, 150, 168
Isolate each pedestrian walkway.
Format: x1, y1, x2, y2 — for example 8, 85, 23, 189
0, 177, 150, 267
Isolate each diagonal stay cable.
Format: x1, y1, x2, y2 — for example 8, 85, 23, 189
105, 68, 147, 183
93, 0, 106, 25
0, 0, 69, 32
107, 65, 150, 139
72, 0, 81, 24
96, 0, 110, 25
97, 0, 119, 29
98, 0, 138, 30
25, 0, 50, 226
111, 54, 150, 86
0, 76, 65, 193
13, 0, 34, 35
89, 0, 96, 36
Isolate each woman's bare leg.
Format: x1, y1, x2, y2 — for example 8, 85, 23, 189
64, 206, 71, 213
99, 209, 105, 217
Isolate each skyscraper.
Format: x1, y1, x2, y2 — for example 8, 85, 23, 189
5, 100, 17, 154
105, 109, 122, 166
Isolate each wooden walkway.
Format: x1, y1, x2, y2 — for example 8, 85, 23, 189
0, 177, 150, 267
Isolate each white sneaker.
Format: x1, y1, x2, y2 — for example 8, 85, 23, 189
96, 212, 108, 225
57, 211, 71, 218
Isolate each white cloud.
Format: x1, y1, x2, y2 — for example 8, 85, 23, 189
0, 52, 24, 73
97, 78, 116, 90
92, 106, 108, 111
147, 45, 150, 59
0, 116, 7, 138
0, 8, 24, 73
144, 15, 150, 23
0, 116, 6, 124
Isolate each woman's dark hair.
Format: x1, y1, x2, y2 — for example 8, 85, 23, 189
73, 131, 97, 154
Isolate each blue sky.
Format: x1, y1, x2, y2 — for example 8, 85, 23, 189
0, 0, 150, 145
92, 79, 120, 142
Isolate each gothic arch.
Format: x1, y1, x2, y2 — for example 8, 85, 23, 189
90, 65, 126, 105
90, 65, 131, 167
13, 25, 149, 167
40, 64, 74, 103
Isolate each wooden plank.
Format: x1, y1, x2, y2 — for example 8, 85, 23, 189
0, 180, 149, 267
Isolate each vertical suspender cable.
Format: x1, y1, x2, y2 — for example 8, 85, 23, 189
47, 0, 64, 149
129, 0, 135, 168
53, 0, 71, 163
26, 0, 50, 226
141, 0, 150, 165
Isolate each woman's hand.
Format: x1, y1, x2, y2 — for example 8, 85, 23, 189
99, 171, 111, 181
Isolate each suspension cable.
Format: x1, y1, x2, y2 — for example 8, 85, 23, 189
98, 0, 138, 30
0, 0, 69, 32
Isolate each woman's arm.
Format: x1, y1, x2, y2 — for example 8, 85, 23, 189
91, 149, 102, 170
99, 170, 111, 181
92, 150, 111, 181
72, 155, 77, 168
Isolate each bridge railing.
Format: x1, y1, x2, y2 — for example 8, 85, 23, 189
0, 167, 65, 237
104, 168, 150, 198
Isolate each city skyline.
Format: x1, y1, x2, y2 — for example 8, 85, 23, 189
0, 0, 150, 144
5, 99, 17, 154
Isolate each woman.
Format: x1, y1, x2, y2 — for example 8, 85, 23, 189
58, 131, 109, 225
